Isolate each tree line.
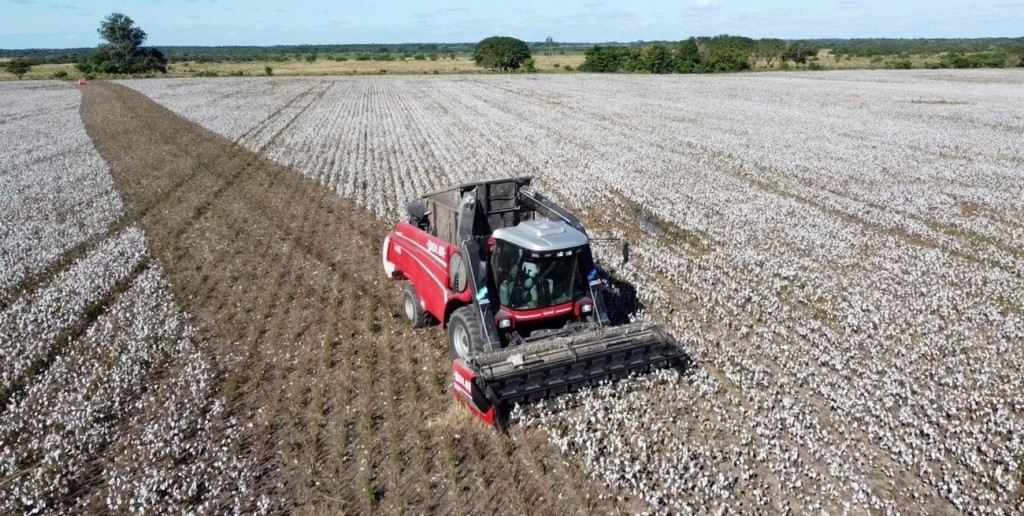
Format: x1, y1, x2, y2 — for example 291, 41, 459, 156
4, 36, 1022, 67
579, 36, 816, 73
577, 35, 1024, 73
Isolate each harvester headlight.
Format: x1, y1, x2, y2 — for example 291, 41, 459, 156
498, 318, 512, 328
581, 304, 593, 313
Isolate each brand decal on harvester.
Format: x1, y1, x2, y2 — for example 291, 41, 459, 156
427, 240, 445, 259
453, 369, 472, 395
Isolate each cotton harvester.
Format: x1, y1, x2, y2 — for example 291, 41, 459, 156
382, 177, 685, 429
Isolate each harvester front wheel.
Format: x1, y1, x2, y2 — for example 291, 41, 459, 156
403, 284, 428, 329
448, 306, 483, 359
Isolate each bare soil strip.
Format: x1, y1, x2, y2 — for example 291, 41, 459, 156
79, 82, 635, 513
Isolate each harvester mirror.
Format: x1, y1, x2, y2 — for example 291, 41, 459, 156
449, 253, 468, 292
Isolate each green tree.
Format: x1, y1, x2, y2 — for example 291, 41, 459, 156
755, 38, 787, 67
783, 41, 817, 65
3, 58, 32, 79
701, 47, 751, 73
78, 13, 167, 75
674, 38, 701, 72
473, 36, 531, 71
579, 46, 628, 72
643, 44, 673, 73
99, 12, 146, 55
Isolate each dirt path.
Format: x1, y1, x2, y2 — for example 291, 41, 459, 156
78, 82, 635, 514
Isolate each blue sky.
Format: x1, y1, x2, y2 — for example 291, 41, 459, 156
1, 0, 1022, 48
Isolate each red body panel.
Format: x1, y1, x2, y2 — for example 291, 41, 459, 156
452, 360, 495, 424
384, 222, 472, 326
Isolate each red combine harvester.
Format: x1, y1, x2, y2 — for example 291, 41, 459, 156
382, 177, 684, 429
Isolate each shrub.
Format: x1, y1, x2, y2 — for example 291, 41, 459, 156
579, 46, 630, 72
562, 64, 574, 71
194, 70, 218, 77
889, 59, 913, 70
414, 53, 426, 60
643, 44, 674, 74
428, 53, 439, 61
675, 38, 701, 72
264, 66, 273, 76
52, 70, 69, 79
522, 57, 537, 73
808, 61, 823, 71
355, 55, 371, 61
304, 53, 317, 62
940, 52, 1008, 69
701, 47, 751, 73
2, 59, 32, 79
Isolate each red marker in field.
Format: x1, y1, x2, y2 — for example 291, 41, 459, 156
78, 77, 87, 86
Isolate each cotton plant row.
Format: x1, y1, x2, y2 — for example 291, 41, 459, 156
0, 81, 123, 300
0, 227, 147, 398
93, 273, 262, 515
0, 267, 191, 513
118, 77, 325, 142
124, 70, 1024, 511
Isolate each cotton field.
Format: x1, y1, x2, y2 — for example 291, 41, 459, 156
124, 70, 1024, 513
0, 81, 253, 513
0, 82, 123, 308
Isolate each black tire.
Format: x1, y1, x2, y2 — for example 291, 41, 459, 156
402, 284, 428, 329
448, 305, 484, 359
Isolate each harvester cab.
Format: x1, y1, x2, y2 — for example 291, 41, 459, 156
383, 177, 685, 429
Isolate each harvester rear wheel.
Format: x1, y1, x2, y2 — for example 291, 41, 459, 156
403, 284, 428, 329
448, 305, 483, 359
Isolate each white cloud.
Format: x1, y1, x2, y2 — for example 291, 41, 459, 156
693, 0, 720, 9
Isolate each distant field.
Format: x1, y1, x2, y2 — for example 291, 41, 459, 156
0, 54, 588, 80
0, 49, 994, 80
